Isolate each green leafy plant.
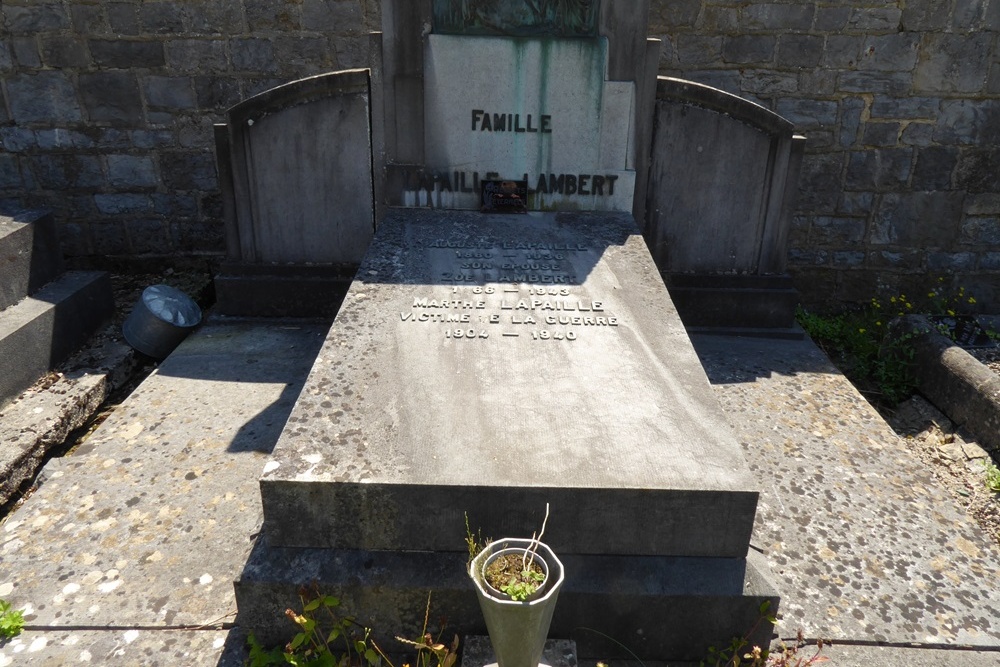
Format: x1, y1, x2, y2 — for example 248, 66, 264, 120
926, 279, 978, 317
985, 461, 1000, 493
797, 304, 918, 406
701, 602, 828, 666
464, 511, 488, 564
499, 568, 545, 601
247, 584, 390, 667
0, 599, 25, 641
481, 503, 550, 601
796, 280, 989, 407
247, 587, 458, 667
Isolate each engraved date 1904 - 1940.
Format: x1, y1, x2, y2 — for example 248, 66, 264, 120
403, 284, 620, 342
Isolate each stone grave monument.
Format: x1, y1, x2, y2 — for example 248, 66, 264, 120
229, 0, 786, 661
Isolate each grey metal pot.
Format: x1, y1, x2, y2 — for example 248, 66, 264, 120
470, 539, 564, 667
122, 284, 202, 360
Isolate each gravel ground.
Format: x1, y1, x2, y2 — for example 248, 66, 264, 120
970, 346, 1000, 377
885, 394, 1000, 550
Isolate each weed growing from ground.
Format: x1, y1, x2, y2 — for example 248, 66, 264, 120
797, 281, 985, 408
0, 599, 24, 641
985, 461, 1000, 493
393, 593, 459, 667
247, 586, 457, 667
464, 511, 488, 564
701, 603, 828, 666
247, 584, 390, 667
796, 304, 918, 406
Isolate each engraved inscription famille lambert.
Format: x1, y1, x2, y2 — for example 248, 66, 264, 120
399, 238, 620, 342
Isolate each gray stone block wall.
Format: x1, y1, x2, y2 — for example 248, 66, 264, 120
0, 0, 997, 311
651, 0, 1000, 311
0, 0, 380, 258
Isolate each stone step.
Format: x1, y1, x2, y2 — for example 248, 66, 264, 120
0, 271, 114, 406
257, 210, 760, 558
214, 261, 354, 318
665, 273, 800, 331
234, 540, 778, 663
462, 636, 577, 667
0, 209, 64, 312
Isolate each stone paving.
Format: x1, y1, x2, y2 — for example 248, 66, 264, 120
0, 320, 326, 666
2, 322, 1000, 665
693, 334, 1000, 665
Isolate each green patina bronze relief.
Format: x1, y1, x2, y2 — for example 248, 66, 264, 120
433, 0, 599, 37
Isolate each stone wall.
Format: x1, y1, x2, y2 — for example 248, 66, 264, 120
0, 0, 378, 259
1, 0, 998, 310
650, 1, 1000, 310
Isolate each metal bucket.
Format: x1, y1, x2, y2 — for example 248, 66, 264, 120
122, 284, 202, 360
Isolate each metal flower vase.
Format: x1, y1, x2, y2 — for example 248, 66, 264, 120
469, 538, 565, 667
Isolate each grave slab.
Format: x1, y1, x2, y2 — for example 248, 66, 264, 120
260, 209, 759, 558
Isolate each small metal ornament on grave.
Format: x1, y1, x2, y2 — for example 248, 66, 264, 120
481, 179, 528, 213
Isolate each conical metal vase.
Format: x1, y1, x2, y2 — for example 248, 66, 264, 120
470, 539, 565, 667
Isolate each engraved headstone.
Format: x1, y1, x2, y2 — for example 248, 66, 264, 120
382, 0, 646, 214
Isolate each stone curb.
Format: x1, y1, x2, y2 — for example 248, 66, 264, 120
0, 331, 142, 507
894, 314, 1000, 455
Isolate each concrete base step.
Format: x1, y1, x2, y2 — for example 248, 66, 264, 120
462, 636, 577, 667
0, 209, 64, 312
261, 481, 759, 558
0, 337, 140, 507
234, 540, 778, 663
0, 271, 114, 406
683, 325, 805, 340
214, 262, 354, 318
665, 273, 799, 331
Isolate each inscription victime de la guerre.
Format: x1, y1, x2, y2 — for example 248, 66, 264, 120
398, 242, 620, 341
